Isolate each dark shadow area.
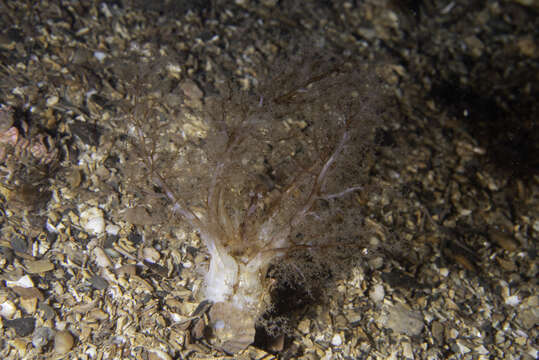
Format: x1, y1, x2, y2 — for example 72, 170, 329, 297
430, 79, 538, 180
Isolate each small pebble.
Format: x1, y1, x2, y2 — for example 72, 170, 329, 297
4, 317, 35, 337
106, 224, 120, 236
384, 304, 424, 336
369, 284, 385, 303
402, 342, 413, 359
46, 95, 59, 107
25, 259, 54, 274
439, 267, 449, 277
54, 330, 74, 354
298, 318, 311, 334
504, 294, 520, 306
90, 275, 108, 290
489, 229, 518, 252
66, 169, 82, 188
32, 327, 54, 348
180, 79, 204, 101
532, 219, 539, 232
93, 51, 106, 61
143, 247, 161, 263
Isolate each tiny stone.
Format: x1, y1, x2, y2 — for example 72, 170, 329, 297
475, 345, 489, 355
504, 294, 520, 306
439, 268, 449, 277
92, 309, 110, 321
516, 307, 539, 330
489, 229, 518, 252
54, 330, 74, 354
122, 206, 157, 225
431, 321, 444, 344
116, 264, 137, 277
298, 318, 311, 334
4, 317, 35, 337
402, 342, 413, 359
143, 247, 161, 263
38, 303, 56, 320
66, 169, 82, 188
495, 330, 505, 344
448, 328, 459, 339
345, 311, 361, 326
180, 79, 203, 101
384, 304, 424, 336
25, 259, 54, 274
90, 275, 108, 290
10, 236, 27, 253
368, 256, 384, 269
93, 51, 106, 61
455, 339, 471, 354
532, 219, 539, 232
514, 336, 527, 346
11, 286, 44, 301
369, 284, 385, 303
46, 95, 59, 107
10, 338, 27, 356
32, 327, 54, 348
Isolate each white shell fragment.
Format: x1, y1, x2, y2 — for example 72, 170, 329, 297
93, 247, 112, 268
331, 333, 343, 346
0, 300, 17, 318
148, 349, 173, 360
106, 224, 120, 236
6, 274, 34, 288
504, 294, 520, 306
93, 51, 106, 61
80, 207, 105, 235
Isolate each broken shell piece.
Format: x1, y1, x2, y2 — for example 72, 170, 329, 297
148, 349, 172, 360
208, 301, 256, 354
142, 247, 160, 263
0, 300, 17, 318
331, 333, 343, 346
6, 274, 34, 288
80, 207, 105, 235
93, 247, 112, 268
